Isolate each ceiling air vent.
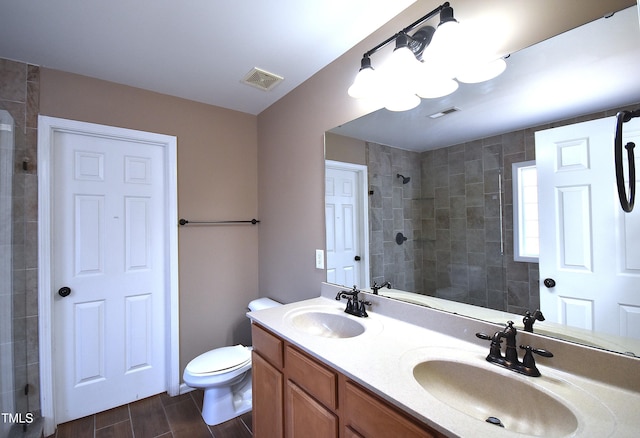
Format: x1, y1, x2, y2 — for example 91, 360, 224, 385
428, 107, 460, 119
242, 67, 284, 91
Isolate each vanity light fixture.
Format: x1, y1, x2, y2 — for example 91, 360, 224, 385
348, 2, 506, 112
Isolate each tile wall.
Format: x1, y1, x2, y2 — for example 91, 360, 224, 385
367, 134, 537, 313
0, 57, 41, 422
367, 142, 423, 292
418, 132, 538, 314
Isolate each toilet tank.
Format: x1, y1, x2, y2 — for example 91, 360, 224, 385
248, 297, 281, 312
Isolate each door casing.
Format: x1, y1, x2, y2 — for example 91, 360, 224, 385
37, 116, 180, 436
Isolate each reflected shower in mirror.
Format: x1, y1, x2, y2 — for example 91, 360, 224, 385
328, 130, 525, 313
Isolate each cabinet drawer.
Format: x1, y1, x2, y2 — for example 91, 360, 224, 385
252, 323, 283, 369
285, 346, 337, 410
344, 381, 441, 438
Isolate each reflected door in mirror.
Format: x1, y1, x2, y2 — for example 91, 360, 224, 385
536, 116, 640, 339
325, 163, 368, 288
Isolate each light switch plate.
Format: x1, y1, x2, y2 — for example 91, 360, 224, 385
315, 249, 324, 269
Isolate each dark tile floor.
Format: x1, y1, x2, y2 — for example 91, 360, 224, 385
46, 391, 252, 438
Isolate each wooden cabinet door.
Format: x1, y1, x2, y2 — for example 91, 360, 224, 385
343, 381, 442, 438
286, 381, 338, 438
252, 351, 284, 438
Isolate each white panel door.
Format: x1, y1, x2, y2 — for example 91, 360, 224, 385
52, 129, 166, 422
536, 116, 640, 338
325, 164, 368, 288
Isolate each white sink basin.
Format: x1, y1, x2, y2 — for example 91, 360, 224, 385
288, 311, 366, 338
413, 359, 578, 436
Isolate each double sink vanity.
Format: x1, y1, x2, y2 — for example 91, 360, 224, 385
248, 282, 640, 437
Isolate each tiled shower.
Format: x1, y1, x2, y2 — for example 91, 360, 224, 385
367, 129, 540, 315
0, 58, 41, 436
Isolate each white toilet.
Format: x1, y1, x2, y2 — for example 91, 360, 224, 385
183, 297, 281, 426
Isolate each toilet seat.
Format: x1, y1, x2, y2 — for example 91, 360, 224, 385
186, 345, 251, 376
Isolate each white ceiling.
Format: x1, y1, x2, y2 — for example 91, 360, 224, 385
0, 0, 415, 115
332, 5, 640, 151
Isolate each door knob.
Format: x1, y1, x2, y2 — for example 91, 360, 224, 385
543, 278, 556, 288
58, 286, 71, 297
354, 255, 361, 261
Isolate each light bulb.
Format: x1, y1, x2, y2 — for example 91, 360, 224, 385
415, 62, 459, 99
456, 58, 507, 83
387, 46, 422, 76
384, 93, 421, 112
416, 77, 458, 99
379, 47, 421, 93
348, 66, 378, 99
433, 20, 463, 49
376, 37, 423, 111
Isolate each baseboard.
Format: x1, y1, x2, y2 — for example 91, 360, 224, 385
179, 383, 196, 395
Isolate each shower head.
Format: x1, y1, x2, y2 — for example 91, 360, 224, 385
397, 173, 410, 184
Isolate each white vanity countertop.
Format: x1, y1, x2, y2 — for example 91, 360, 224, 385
248, 283, 640, 437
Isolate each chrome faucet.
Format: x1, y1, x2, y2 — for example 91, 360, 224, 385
476, 321, 553, 377
336, 285, 371, 317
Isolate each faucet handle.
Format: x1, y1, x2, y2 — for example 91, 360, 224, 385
476, 331, 504, 345
519, 345, 553, 377
476, 332, 503, 359
520, 345, 553, 358
357, 299, 372, 317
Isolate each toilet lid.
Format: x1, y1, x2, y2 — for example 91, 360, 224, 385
186, 345, 251, 375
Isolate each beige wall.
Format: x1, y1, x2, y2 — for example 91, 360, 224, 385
325, 132, 366, 165
40, 69, 259, 374
257, 5, 418, 303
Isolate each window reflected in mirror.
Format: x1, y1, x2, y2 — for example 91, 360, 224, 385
513, 161, 539, 262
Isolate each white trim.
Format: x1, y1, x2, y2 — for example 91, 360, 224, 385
325, 160, 370, 288
179, 383, 196, 395
37, 116, 179, 436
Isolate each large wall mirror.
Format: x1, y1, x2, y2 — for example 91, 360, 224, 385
325, 5, 640, 357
